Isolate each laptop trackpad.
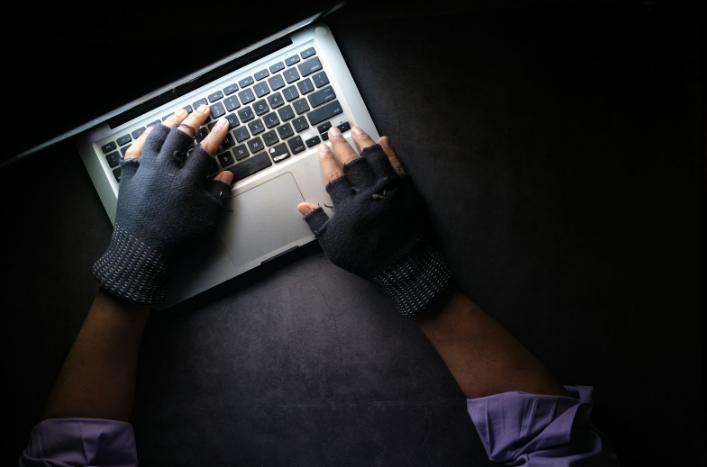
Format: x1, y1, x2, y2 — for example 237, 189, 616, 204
218, 173, 314, 268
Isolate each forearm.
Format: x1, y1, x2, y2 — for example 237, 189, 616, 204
415, 283, 567, 399
43, 289, 151, 421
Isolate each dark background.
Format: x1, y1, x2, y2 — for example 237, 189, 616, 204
2, 0, 704, 466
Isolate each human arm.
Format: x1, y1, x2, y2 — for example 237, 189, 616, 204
297, 126, 619, 465
21, 107, 233, 467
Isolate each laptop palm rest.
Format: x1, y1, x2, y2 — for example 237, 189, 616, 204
219, 172, 314, 269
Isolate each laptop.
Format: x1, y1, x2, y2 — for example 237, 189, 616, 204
6, 1, 379, 309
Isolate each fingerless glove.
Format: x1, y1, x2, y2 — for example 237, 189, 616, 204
303, 144, 451, 316
93, 125, 231, 305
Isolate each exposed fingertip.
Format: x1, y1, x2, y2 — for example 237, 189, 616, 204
380, 136, 390, 149
175, 108, 188, 117
297, 202, 316, 216
318, 142, 330, 154
352, 126, 363, 136
216, 170, 233, 185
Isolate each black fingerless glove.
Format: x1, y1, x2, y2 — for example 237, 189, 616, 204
93, 125, 231, 305
303, 144, 451, 316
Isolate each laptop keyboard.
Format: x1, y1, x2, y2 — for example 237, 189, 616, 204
100, 47, 349, 184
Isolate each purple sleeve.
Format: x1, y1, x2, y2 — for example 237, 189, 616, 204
467, 385, 620, 466
19, 418, 138, 467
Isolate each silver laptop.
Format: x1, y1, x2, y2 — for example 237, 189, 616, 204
73, 5, 379, 309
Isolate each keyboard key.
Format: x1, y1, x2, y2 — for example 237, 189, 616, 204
317, 121, 332, 134
268, 74, 285, 90
285, 54, 300, 66
117, 135, 132, 146
308, 85, 336, 108
162, 113, 174, 121
106, 151, 120, 168
277, 123, 294, 139
254, 69, 269, 81
267, 92, 284, 109
233, 144, 249, 160
292, 116, 309, 132
305, 135, 321, 147
131, 127, 146, 139
183, 105, 193, 113
248, 119, 265, 135
269, 61, 285, 73
337, 121, 351, 133
321, 132, 329, 141
283, 68, 299, 84
208, 121, 220, 131
225, 113, 240, 128
210, 102, 226, 119
224, 95, 240, 111
269, 142, 291, 163
297, 78, 314, 95
277, 105, 295, 121
208, 90, 224, 102
239, 76, 254, 88
224, 83, 239, 95
227, 152, 272, 182
247, 136, 265, 153
221, 131, 236, 148
298, 57, 322, 77
282, 85, 299, 102
238, 88, 255, 105
193, 97, 208, 109
287, 136, 305, 154
237, 107, 255, 122
300, 47, 316, 59
218, 151, 235, 167
253, 99, 269, 116
113, 166, 122, 182
262, 130, 279, 146
306, 100, 343, 126
147, 120, 161, 127
121, 145, 131, 156
233, 127, 250, 142
196, 127, 209, 143
311, 71, 329, 88
253, 82, 270, 98
292, 98, 310, 115
263, 112, 280, 129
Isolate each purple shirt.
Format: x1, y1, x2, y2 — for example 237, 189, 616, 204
21, 386, 618, 466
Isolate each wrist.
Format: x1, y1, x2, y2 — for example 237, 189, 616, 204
93, 223, 174, 305
373, 241, 452, 316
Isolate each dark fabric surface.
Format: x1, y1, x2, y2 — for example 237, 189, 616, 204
2, 1, 704, 466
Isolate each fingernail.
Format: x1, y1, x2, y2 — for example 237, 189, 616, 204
198, 104, 210, 113
175, 108, 187, 117
380, 137, 390, 149
298, 204, 314, 216
217, 117, 229, 127
318, 142, 330, 153
329, 125, 341, 137
352, 126, 363, 136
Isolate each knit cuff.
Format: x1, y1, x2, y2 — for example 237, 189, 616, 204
373, 243, 452, 316
92, 223, 172, 305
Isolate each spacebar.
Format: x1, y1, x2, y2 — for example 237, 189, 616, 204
226, 152, 273, 182
306, 100, 343, 125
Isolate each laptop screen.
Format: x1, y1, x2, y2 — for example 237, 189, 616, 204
3, 0, 342, 168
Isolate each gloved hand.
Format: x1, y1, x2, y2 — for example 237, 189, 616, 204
299, 127, 451, 316
93, 106, 233, 305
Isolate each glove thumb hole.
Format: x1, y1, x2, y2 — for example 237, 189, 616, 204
302, 206, 330, 236
205, 179, 233, 206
